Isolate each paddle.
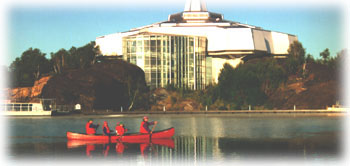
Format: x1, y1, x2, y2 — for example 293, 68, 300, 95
151, 121, 157, 133
150, 121, 157, 140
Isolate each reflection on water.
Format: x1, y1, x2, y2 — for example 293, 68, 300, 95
66, 138, 175, 159
9, 134, 340, 162
7, 114, 343, 163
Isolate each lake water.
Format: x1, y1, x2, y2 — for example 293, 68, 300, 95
5, 113, 345, 165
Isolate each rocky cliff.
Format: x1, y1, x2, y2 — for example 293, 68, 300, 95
268, 61, 340, 109
7, 76, 51, 102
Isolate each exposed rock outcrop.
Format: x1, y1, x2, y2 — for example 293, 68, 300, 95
9, 87, 32, 101
7, 76, 51, 102
31, 76, 51, 98
150, 88, 200, 111
268, 61, 339, 109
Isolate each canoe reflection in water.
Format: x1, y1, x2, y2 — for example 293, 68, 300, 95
67, 138, 175, 158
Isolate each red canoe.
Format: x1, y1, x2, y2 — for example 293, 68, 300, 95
67, 127, 175, 141
67, 138, 175, 149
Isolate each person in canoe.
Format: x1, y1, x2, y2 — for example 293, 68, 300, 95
86, 119, 99, 135
140, 116, 158, 134
102, 121, 114, 136
115, 122, 128, 136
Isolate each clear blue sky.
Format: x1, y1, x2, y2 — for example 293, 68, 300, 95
6, 1, 344, 66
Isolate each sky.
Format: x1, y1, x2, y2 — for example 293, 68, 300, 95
1, 0, 348, 66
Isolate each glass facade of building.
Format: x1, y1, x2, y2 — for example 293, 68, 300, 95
123, 33, 208, 90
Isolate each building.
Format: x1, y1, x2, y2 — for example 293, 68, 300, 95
96, 0, 298, 89
123, 32, 207, 90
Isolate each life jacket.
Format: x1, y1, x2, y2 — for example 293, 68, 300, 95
140, 121, 149, 134
116, 125, 127, 136
86, 122, 96, 135
103, 123, 110, 134
116, 126, 122, 135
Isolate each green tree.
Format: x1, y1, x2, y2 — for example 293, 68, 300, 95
69, 42, 99, 69
214, 58, 288, 110
199, 84, 219, 107
288, 41, 306, 60
286, 41, 306, 75
50, 48, 69, 74
217, 63, 266, 109
254, 59, 287, 95
305, 54, 314, 63
9, 48, 51, 87
49, 42, 100, 71
320, 48, 330, 63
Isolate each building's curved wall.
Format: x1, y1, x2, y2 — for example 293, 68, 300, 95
146, 27, 255, 52
96, 31, 138, 56
96, 33, 121, 56
252, 29, 297, 55
207, 28, 255, 51
96, 26, 296, 58
271, 32, 291, 54
252, 29, 274, 53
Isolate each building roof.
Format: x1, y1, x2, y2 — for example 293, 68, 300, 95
160, 0, 263, 30
184, 0, 208, 12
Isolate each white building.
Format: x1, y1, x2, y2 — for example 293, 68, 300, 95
96, 0, 298, 89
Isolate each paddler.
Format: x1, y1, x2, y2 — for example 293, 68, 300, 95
140, 116, 158, 134
85, 119, 99, 135
116, 122, 128, 136
102, 121, 114, 136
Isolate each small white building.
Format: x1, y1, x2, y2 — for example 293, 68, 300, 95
96, 0, 297, 88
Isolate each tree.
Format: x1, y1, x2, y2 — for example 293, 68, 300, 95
286, 41, 306, 75
50, 49, 69, 74
320, 48, 330, 62
70, 42, 99, 69
288, 41, 306, 59
49, 42, 101, 71
305, 54, 314, 63
254, 59, 287, 95
9, 48, 51, 87
217, 63, 267, 109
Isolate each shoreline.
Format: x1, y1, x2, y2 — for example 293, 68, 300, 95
7, 109, 347, 117
80, 109, 348, 115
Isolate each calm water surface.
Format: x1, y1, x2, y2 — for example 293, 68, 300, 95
6, 113, 344, 164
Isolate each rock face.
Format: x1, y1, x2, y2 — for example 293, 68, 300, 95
41, 60, 147, 111
31, 76, 51, 98
7, 76, 51, 102
150, 88, 200, 111
268, 61, 339, 109
9, 87, 32, 101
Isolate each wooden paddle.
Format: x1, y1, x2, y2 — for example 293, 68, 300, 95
151, 121, 157, 133
150, 121, 157, 140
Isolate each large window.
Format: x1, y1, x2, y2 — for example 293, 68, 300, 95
123, 33, 208, 90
